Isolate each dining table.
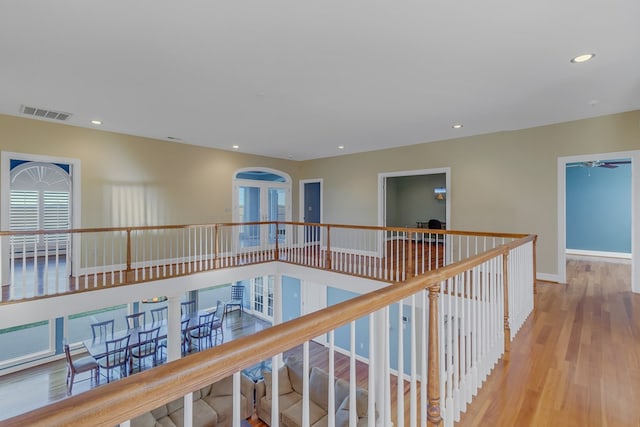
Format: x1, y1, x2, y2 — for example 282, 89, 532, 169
83, 310, 216, 359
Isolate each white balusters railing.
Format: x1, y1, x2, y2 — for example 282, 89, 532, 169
0, 223, 532, 303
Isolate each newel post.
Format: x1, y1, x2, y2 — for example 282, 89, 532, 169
502, 251, 511, 359
427, 283, 442, 427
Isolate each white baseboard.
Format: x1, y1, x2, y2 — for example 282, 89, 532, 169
536, 272, 560, 283
566, 249, 631, 260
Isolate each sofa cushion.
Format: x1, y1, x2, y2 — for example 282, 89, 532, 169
209, 374, 233, 397
202, 394, 248, 426
310, 414, 349, 427
151, 402, 170, 420
337, 387, 369, 418
156, 417, 179, 427
281, 399, 327, 427
131, 411, 161, 427
165, 397, 184, 417
264, 364, 294, 401
333, 379, 350, 411
169, 399, 218, 427
308, 367, 329, 411
199, 383, 213, 398
156, 417, 178, 427
258, 391, 302, 424
285, 356, 306, 394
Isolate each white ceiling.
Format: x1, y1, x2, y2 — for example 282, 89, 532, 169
1, 1, 639, 160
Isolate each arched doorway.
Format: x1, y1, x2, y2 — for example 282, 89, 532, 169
232, 168, 292, 248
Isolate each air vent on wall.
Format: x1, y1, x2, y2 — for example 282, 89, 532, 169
20, 105, 72, 121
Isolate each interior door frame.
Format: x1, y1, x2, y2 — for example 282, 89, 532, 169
378, 167, 451, 228
299, 179, 323, 245
557, 150, 639, 293
299, 179, 323, 224
232, 167, 292, 249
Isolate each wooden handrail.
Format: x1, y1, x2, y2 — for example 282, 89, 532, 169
2, 235, 535, 427
0, 221, 530, 240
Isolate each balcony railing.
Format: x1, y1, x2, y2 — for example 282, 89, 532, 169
0, 222, 529, 302
0, 223, 536, 427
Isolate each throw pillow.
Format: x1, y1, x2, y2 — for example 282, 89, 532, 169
285, 356, 306, 394
263, 364, 293, 401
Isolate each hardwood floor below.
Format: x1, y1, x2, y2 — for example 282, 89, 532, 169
458, 259, 639, 427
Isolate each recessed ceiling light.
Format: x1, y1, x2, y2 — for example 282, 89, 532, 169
338, 145, 345, 150
232, 145, 240, 149
452, 124, 463, 129
90, 120, 102, 125
571, 53, 595, 63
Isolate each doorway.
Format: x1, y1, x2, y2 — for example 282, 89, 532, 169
300, 179, 322, 243
557, 151, 639, 293
232, 168, 292, 248
378, 168, 451, 229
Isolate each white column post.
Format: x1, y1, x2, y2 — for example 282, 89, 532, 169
374, 308, 388, 426
167, 295, 181, 362
273, 273, 284, 367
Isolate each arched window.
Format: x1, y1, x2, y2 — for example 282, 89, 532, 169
10, 161, 71, 247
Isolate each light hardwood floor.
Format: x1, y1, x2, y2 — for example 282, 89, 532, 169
457, 259, 639, 427
1, 259, 638, 426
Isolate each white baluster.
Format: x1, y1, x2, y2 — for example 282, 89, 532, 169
232, 372, 240, 427
303, 341, 310, 427
397, 300, 404, 427
349, 321, 357, 427
410, 294, 417, 427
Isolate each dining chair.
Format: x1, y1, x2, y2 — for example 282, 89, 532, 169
181, 318, 191, 356
91, 319, 115, 341
98, 335, 131, 383
158, 318, 191, 361
211, 300, 225, 345
126, 312, 146, 330
224, 285, 244, 318
131, 326, 160, 373
181, 300, 197, 316
188, 312, 214, 351
150, 306, 168, 323
64, 340, 99, 394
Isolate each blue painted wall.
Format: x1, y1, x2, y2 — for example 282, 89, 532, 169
282, 276, 301, 322
327, 287, 412, 375
566, 163, 631, 253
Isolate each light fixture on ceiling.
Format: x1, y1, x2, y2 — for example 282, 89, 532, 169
571, 53, 595, 63
90, 120, 102, 125
452, 123, 463, 129
338, 145, 345, 150
232, 145, 240, 149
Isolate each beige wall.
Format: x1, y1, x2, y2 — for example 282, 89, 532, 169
2, 110, 639, 277
0, 115, 299, 227
301, 110, 640, 276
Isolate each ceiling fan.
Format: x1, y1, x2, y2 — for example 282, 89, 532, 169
567, 159, 631, 169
